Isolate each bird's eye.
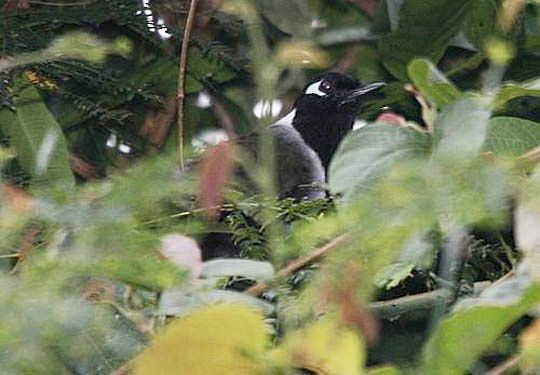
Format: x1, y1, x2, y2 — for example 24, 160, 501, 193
320, 81, 332, 93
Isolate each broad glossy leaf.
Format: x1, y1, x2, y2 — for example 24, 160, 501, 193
484, 116, 540, 157
0, 75, 74, 187
134, 304, 268, 375
201, 258, 275, 281
379, 0, 472, 81
407, 59, 461, 108
422, 272, 540, 375
329, 123, 431, 203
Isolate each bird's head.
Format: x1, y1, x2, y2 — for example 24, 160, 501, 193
291, 72, 385, 169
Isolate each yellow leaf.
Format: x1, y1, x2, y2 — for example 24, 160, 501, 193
133, 304, 268, 375
278, 317, 365, 375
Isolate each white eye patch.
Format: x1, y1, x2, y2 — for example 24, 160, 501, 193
305, 80, 327, 97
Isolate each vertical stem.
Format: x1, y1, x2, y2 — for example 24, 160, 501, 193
176, 0, 199, 172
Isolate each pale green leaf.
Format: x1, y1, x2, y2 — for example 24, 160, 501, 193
329, 124, 431, 203
374, 263, 415, 290
0, 75, 74, 187
494, 78, 540, 109
407, 59, 461, 108
201, 259, 275, 281
422, 274, 540, 375
484, 116, 540, 156
434, 97, 491, 159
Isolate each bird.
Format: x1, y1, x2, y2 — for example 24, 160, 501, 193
200, 72, 384, 259
259, 72, 385, 200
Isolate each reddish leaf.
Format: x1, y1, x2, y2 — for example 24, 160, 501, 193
347, 0, 379, 18
3, 184, 34, 214
198, 141, 235, 220
69, 154, 100, 180
2, 0, 30, 11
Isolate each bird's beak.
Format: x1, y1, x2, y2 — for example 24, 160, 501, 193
340, 82, 386, 105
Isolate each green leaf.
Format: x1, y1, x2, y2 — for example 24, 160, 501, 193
484, 117, 540, 156
367, 365, 401, 375
493, 78, 540, 109
434, 97, 491, 159
422, 276, 540, 375
0, 75, 74, 187
201, 259, 275, 281
407, 59, 461, 108
373, 262, 415, 290
379, 0, 472, 81
462, 0, 498, 48
328, 124, 431, 203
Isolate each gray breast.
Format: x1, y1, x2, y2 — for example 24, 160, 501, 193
270, 124, 325, 200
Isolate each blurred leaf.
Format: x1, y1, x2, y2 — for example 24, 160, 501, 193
133, 304, 268, 374
158, 288, 275, 316
484, 116, 540, 157
493, 78, 540, 109
0, 74, 74, 187
422, 274, 540, 375
329, 123, 431, 203
485, 37, 516, 67
160, 234, 203, 279
515, 167, 540, 282
519, 318, 540, 373
434, 97, 491, 160
260, 0, 315, 38
407, 59, 461, 108
272, 317, 366, 375
366, 365, 401, 375
201, 259, 275, 280
379, 0, 472, 81
373, 262, 415, 290
275, 41, 331, 68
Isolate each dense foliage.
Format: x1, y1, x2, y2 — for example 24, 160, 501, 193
1, 0, 540, 374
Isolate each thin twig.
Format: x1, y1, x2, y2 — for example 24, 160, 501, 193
176, 0, 199, 172
29, 0, 95, 5
246, 233, 353, 296
520, 145, 540, 163
486, 355, 522, 375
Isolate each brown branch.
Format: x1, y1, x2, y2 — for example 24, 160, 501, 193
245, 233, 353, 296
486, 355, 521, 375
369, 281, 491, 320
176, 0, 199, 172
